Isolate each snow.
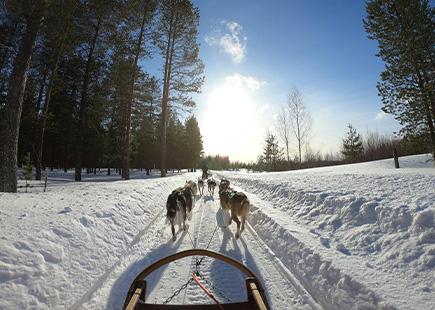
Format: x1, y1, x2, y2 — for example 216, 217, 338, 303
216, 153, 435, 309
0, 154, 434, 309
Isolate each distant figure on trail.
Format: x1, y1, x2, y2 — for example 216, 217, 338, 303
201, 165, 208, 179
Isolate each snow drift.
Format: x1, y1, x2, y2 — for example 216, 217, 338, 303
217, 154, 435, 309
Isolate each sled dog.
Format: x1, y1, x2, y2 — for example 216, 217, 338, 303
219, 179, 230, 193
219, 185, 250, 239
207, 179, 217, 196
197, 178, 204, 195
185, 180, 198, 196
166, 186, 193, 241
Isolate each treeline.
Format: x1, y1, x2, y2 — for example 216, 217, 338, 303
219, 129, 428, 173
0, 0, 204, 192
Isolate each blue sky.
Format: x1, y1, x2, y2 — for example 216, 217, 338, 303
149, 1, 402, 162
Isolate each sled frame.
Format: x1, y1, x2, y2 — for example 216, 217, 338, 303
123, 249, 270, 310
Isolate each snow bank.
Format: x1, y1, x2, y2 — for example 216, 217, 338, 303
0, 171, 194, 309
248, 206, 392, 309
218, 154, 435, 309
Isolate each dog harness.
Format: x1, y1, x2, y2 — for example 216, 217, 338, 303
227, 190, 237, 199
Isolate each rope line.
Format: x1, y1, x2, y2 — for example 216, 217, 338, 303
191, 272, 224, 310
163, 195, 228, 304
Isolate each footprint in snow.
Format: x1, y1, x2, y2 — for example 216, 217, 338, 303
59, 207, 72, 214
320, 237, 330, 248
336, 243, 351, 255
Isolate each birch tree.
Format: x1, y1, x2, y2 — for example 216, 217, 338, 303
288, 87, 312, 163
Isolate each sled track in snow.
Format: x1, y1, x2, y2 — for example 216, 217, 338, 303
180, 194, 323, 309
244, 222, 322, 309
69, 207, 167, 310
72, 188, 324, 309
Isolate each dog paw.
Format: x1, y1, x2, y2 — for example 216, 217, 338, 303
235, 233, 240, 239
172, 236, 176, 241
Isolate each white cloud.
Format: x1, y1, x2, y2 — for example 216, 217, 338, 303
205, 21, 247, 63
224, 73, 267, 91
375, 111, 387, 121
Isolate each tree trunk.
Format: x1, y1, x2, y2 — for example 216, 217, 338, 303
160, 13, 175, 178
35, 42, 63, 180
34, 69, 48, 115
122, 9, 147, 180
75, 17, 102, 181
0, 8, 45, 192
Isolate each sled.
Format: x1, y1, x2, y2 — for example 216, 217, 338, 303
123, 249, 270, 310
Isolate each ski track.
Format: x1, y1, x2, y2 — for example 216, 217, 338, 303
78, 189, 319, 309
70, 207, 167, 309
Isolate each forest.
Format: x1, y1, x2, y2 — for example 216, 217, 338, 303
0, 0, 434, 191
0, 0, 204, 192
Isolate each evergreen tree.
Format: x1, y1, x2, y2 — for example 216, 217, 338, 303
364, 0, 435, 161
153, 0, 204, 177
121, 0, 156, 180
341, 124, 364, 162
184, 115, 203, 171
0, 0, 47, 192
130, 73, 160, 173
260, 133, 284, 171
33, 0, 77, 180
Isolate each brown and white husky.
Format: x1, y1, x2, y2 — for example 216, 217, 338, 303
218, 183, 250, 239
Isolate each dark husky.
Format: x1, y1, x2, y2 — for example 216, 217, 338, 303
207, 179, 217, 196
197, 178, 204, 195
218, 184, 250, 239
166, 187, 193, 241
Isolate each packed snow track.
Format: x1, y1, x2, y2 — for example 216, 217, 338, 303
77, 189, 320, 309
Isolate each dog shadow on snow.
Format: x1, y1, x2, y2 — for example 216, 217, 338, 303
202, 195, 214, 202
203, 208, 267, 304
107, 231, 187, 309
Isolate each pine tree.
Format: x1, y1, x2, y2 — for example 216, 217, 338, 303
153, 0, 204, 177
341, 124, 364, 162
184, 115, 203, 171
260, 133, 284, 171
0, 1, 47, 192
121, 0, 156, 180
364, 0, 435, 161
33, 0, 77, 180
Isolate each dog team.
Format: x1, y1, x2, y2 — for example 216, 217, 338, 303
166, 176, 251, 241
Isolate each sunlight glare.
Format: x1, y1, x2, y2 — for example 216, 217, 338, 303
201, 84, 263, 162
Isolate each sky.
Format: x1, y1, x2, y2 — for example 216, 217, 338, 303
152, 0, 403, 163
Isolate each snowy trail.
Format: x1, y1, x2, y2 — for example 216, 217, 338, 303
79, 189, 318, 309
1, 156, 432, 309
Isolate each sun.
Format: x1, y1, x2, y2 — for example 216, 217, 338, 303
200, 84, 261, 162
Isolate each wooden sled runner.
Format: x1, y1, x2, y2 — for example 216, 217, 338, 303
123, 249, 270, 310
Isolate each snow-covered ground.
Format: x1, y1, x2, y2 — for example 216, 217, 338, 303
0, 154, 433, 309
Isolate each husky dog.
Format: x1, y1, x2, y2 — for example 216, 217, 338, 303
185, 180, 198, 196
181, 185, 194, 216
218, 185, 250, 239
219, 179, 230, 193
207, 178, 217, 196
166, 187, 193, 241
197, 178, 204, 195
